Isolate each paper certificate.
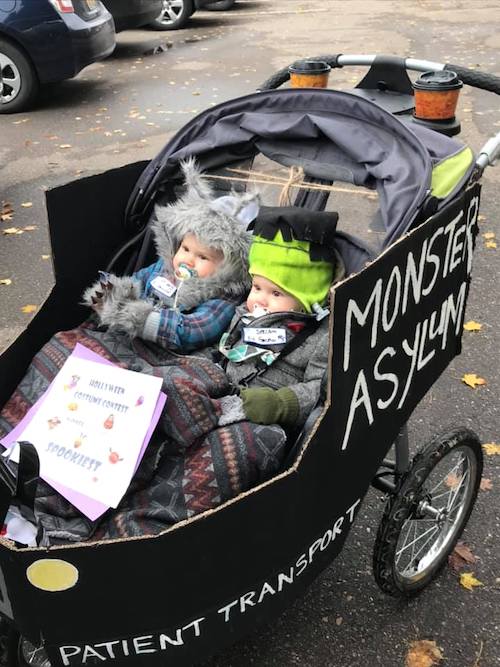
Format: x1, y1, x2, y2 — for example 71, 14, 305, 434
7, 353, 163, 508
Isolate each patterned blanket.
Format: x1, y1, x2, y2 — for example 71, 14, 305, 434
0, 322, 287, 544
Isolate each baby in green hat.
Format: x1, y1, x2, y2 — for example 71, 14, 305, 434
217, 205, 345, 429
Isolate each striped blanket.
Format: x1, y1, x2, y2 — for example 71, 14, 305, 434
0, 322, 287, 544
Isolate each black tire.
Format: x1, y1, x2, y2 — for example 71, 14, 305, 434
0, 38, 39, 114
148, 0, 194, 30
17, 636, 51, 667
373, 428, 483, 597
205, 0, 235, 10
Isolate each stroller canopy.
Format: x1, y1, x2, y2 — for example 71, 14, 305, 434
127, 88, 474, 248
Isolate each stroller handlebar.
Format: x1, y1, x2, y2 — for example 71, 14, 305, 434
257, 54, 500, 173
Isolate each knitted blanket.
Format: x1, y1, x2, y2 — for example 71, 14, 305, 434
0, 323, 287, 544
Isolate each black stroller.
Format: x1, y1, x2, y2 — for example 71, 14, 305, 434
0, 53, 499, 666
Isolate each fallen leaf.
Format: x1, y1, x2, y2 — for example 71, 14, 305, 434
41, 254, 50, 260
58, 144, 72, 149
477, 214, 486, 222
445, 473, 460, 488
0, 278, 12, 286
463, 320, 482, 332
461, 373, 486, 388
454, 542, 476, 564
21, 304, 37, 314
405, 639, 443, 667
480, 478, 492, 490
0, 213, 13, 222
485, 240, 497, 249
483, 231, 495, 240
21, 202, 33, 208
459, 571, 483, 591
23, 225, 37, 231
482, 442, 500, 455
2, 227, 23, 235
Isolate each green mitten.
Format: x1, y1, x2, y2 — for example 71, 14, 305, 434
240, 387, 299, 426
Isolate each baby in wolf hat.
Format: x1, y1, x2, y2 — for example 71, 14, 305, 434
84, 159, 259, 352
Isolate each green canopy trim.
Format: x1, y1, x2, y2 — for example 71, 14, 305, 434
431, 146, 475, 199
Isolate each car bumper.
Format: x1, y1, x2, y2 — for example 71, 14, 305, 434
196, 0, 224, 6
106, 0, 163, 32
36, 11, 115, 84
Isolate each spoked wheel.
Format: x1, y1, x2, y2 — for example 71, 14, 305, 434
148, 0, 194, 30
373, 428, 483, 597
17, 636, 52, 666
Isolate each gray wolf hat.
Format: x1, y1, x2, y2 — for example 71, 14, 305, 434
152, 158, 259, 310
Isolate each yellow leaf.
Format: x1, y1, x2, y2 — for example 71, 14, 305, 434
482, 442, 500, 455
41, 254, 50, 260
485, 240, 497, 249
459, 571, 483, 591
461, 373, 486, 388
21, 304, 37, 314
2, 227, 23, 235
477, 214, 486, 222
482, 231, 495, 239
0, 278, 12, 286
405, 639, 443, 667
23, 225, 37, 231
0, 213, 13, 222
21, 202, 33, 208
463, 320, 482, 332
58, 144, 72, 149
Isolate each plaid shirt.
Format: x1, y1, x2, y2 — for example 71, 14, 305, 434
134, 260, 236, 352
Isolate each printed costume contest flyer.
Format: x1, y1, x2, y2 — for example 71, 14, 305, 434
6, 353, 163, 508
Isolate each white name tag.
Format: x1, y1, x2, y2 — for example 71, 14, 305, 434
243, 327, 286, 346
151, 276, 177, 299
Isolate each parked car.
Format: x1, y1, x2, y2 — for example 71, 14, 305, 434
149, 0, 235, 31
0, 0, 115, 114
100, 0, 163, 32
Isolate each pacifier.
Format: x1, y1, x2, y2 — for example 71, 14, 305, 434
176, 263, 197, 280
250, 305, 269, 318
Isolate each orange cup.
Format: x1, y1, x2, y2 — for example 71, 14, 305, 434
288, 60, 331, 88
413, 70, 462, 121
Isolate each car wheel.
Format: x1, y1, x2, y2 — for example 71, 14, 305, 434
148, 0, 195, 30
0, 38, 39, 114
205, 0, 235, 9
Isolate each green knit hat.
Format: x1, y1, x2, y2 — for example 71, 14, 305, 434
248, 206, 338, 313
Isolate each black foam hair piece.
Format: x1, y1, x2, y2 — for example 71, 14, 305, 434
248, 206, 339, 262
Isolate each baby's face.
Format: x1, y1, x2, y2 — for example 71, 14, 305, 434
246, 275, 303, 314
173, 233, 223, 279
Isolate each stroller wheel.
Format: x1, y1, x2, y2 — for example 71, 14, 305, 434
17, 637, 51, 666
373, 428, 483, 597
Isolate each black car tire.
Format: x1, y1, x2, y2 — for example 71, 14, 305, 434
149, 0, 194, 30
0, 38, 39, 114
205, 0, 235, 9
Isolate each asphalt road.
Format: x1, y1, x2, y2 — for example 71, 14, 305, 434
1, 1, 499, 666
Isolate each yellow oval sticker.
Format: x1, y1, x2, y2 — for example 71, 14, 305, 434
26, 559, 79, 592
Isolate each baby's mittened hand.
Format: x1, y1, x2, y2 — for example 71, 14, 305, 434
82, 275, 142, 329
82, 274, 115, 313
108, 299, 153, 338
240, 387, 299, 426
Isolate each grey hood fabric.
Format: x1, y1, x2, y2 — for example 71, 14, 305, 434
152, 158, 258, 310
128, 88, 474, 250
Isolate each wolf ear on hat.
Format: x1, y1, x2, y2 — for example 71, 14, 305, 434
180, 156, 214, 201
209, 190, 260, 226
